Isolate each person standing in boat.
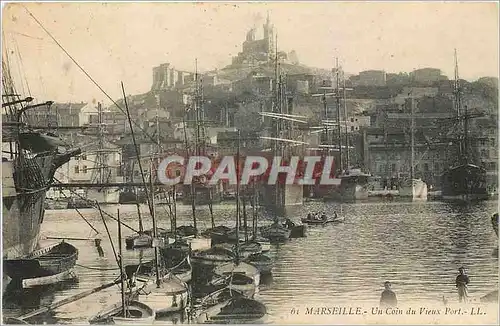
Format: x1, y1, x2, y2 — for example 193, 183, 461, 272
380, 281, 397, 307
456, 267, 470, 303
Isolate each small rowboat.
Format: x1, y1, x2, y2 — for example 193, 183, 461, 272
301, 215, 345, 225
259, 224, 291, 243
196, 297, 268, 324
125, 233, 152, 250
3, 241, 78, 289
89, 300, 155, 324
133, 274, 189, 315
191, 247, 236, 269
245, 253, 274, 275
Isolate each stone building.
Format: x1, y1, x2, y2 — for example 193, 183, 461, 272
151, 63, 194, 91
410, 68, 448, 85
232, 14, 275, 66
357, 70, 387, 87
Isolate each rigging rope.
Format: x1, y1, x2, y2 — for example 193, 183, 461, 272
52, 176, 138, 233
22, 6, 171, 154
75, 263, 119, 271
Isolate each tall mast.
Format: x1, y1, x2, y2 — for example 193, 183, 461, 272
150, 158, 160, 287
273, 34, 280, 218
335, 58, 343, 173
152, 103, 161, 288
453, 49, 464, 164
410, 92, 415, 181
342, 70, 349, 169
189, 60, 199, 231
235, 130, 241, 264
97, 102, 104, 184
117, 209, 127, 318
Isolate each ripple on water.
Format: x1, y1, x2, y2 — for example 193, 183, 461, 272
2, 201, 498, 324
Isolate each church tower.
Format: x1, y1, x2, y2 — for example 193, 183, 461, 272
263, 12, 275, 61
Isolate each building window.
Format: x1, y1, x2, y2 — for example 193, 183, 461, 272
391, 163, 396, 172
81, 154, 87, 160
434, 163, 440, 171
82, 166, 87, 174
134, 170, 139, 177
351, 118, 354, 123
351, 126, 355, 131
424, 163, 429, 172
415, 164, 420, 171
74, 166, 79, 174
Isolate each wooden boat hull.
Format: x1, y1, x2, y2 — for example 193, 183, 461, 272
301, 216, 344, 225
213, 262, 260, 289
191, 247, 236, 269
125, 234, 152, 250
254, 238, 271, 252
187, 236, 212, 251
289, 224, 307, 238
260, 226, 291, 242
245, 254, 274, 275
22, 269, 77, 289
196, 297, 267, 324
134, 276, 189, 314
89, 300, 155, 324
3, 242, 78, 283
174, 267, 192, 283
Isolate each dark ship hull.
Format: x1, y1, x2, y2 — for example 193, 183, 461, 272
441, 164, 488, 202
2, 132, 79, 291
2, 151, 76, 259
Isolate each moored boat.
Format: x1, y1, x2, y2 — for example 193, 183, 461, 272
196, 297, 267, 324
160, 240, 193, 283
2, 71, 81, 291
125, 233, 152, 250
244, 253, 274, 275
132, 274, 189, 314
259, 223, 291, 243
3, 241, 78, 289
399, 178, 428, 201
301, 213, 343, 225
253, 237, 271, 252
191, 247, 236, 269
89, 300, 155, 324
213, 261, 260, 290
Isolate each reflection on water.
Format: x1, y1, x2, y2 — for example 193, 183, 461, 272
2, 201, 498, 324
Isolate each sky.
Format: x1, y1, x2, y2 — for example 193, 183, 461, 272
2, 1, 499, 104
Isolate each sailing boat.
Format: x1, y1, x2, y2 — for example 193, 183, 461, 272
212, 130, 260, 293
441, 50, 488, 202
89, 210, 155, 324
2, 53, 81, 293
68, 103, 122, 208
398, 92, 428, 201
129, 160, 190, 315
159, 185, 193, 283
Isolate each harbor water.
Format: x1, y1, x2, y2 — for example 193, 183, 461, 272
2, 200, 498, 324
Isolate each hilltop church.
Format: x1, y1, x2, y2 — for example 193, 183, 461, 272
231, 14, 276, 66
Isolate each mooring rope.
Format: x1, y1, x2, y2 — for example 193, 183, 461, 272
75, 263, 120, 271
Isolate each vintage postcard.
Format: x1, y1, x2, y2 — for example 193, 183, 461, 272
1, 1, 498, 325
